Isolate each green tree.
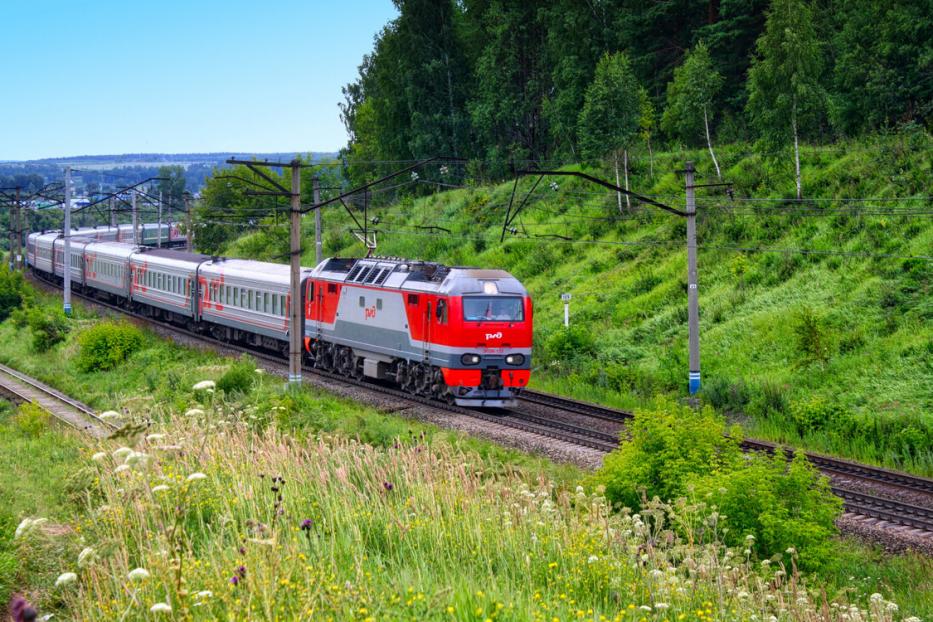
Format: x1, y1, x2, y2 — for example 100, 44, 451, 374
157, 166, 187, 220
578, 52, 641, 212
830, 0, 932, 134
746, 0, 825, 199
638, 87, 657, 179
661, 42, 725, 179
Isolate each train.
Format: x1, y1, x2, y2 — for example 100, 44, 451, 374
26, 227, 532, 407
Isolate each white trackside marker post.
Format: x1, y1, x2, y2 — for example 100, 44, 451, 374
561, 292, 571, 328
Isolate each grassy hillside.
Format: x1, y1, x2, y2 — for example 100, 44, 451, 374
224, 133, 933, 475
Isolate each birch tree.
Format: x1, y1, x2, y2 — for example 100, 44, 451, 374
746, 0, 825, 200
578, 52, 641, 212
661, 42, 725, 180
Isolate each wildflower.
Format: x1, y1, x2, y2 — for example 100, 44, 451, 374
125, 451, 149, 468
151, 485, 170, 493
186, 472, 207, 482
128, 568, 150, 581
77, 547, 96, 568
114, 464, 130, 473
254, 368, 264, 374
150, 603, 172, 613
886, 603, 899, 613
192, 380, 216, 391
300, 519, 313, 531
869, 594, 883, 603
185, 408, 205, 417
99, 410, 121, 419
237, 565, 247, 578
229, 575, 240, 586
196, 591, 213, 599
91, 452, 107, 462
146, 433, 165, 442
55, 572, 78, 587
112, 447, 133, 459
14, 517, 47, 540
383, 481, 394, 492
655, 603, 669, 610
587, 555, 599, 564
785, 547, 796, 555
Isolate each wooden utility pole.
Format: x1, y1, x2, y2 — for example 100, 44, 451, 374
685, 161, 700, 395
109, 196, 116, 228
132, 189, 139, 245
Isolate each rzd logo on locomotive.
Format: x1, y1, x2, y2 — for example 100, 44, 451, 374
365, 305, 377, 319
485, 332, 503, 340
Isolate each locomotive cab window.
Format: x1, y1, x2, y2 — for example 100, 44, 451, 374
463, 296, 524, 322
436, 299, 448, 324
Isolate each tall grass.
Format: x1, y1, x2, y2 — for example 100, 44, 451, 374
20, 408, 921, 621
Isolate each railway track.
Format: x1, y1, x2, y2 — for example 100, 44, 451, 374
0, 362, 117, 438
27, 275, 933, 536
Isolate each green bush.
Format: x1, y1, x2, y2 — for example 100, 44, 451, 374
75, 320, 145, 372
788, 396, 845, 436
693, 450, 841, 569
12, 402, 50, 436
543, 325, 597, 363
217, 355, 258, 395
702, 377, 751, 414
0, 266, 33, 322
593, 399, 841, 568
793, 307, 835, 368
24, 306, 70, 352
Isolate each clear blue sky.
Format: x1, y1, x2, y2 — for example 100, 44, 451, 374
0, 0, 398, 161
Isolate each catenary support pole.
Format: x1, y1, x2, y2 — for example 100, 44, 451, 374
14, 187, 22, 270
184, 195, 192, 252
685, 161, 700, 395
313, 176, 322, 265
8, 191, 16, 271
109, 196, 116, 228
132, 189, 139, 245
157, 191, 163, 247
288, 161, 302, 388
63, 167, 72, 316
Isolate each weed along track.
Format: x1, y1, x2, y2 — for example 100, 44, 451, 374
0, 362, 118, 438
27, 275, 933, 545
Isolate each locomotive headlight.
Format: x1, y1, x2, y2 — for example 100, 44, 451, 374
505, 353, 525, 366
461, 353, 481, 365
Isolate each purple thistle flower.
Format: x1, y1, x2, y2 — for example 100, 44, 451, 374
236, 565, 247, 578
300, 518, 313, 531
229, 575, 239, 586
383, 481, 394, 492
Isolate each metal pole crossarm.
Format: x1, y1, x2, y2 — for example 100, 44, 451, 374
72, 177, 169, 214
224, 160, 295, 195
515, 169, 687, 217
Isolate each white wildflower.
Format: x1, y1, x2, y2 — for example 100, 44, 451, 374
745, 534, 756, 542
149, 602, 172, 613
587, 555, 599, 564
869, 594, 883, 603
185, 408, 205, 417
186, 472, 207, 482
128, 567, 150, 581
196, 590, 213, 599
112, 447, 133, 459
254, 368, 264, 374
738, 591, 749, 599
151, 485, 170, 493
192, 380, 215, 391
146, 433, 165, 442
15, 517, 47, 539
885, 603, 898, 613
125, 451, 149, 468
77, 547, 96, 568
114, 464, 130, 473
91, 452, 107, 462
785, 547, 796, 555
55, 572, 78, 587
639, 605, 652, 611
99, 410, 121, 420
655, 603, 669, 610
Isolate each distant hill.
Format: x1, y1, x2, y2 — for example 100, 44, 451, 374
0, 151, 338, 192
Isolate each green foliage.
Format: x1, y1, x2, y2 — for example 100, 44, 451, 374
12, 402, 50, 437
793, 307, 834, 368
661, 42, 724, 145
577, 53, 641, 161
594, 400, 841, 567
746, 0, 826, 151
542, 325, 597, 363
0, 265, 33, 322
24, 306, 70, 352
217, 355, 257, 395
693, 450, 841, 569
595, 400, 743, 511
75, 320, 145, 372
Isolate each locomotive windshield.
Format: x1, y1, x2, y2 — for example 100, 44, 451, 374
463, 296, 524, 322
